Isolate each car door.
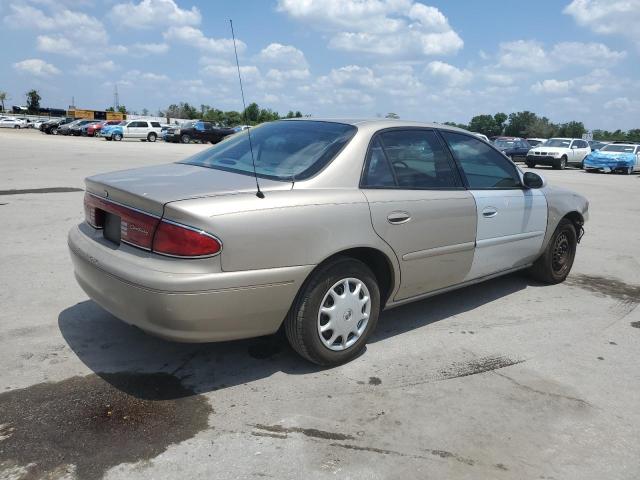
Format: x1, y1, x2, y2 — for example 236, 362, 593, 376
126, 121, 142, 138
440, 131, 548, 280
361, 129, 477, 300
569, 140, 581, 163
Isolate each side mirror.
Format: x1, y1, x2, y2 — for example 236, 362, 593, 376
523, 171, 546, 189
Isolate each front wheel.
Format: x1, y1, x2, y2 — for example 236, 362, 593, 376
528, 219, 577, 284
553, 156, 568, 170
285, 257, 380, 366
526, 161, 535, 168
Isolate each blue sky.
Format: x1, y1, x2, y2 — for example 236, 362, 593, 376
1, 0, 639, 129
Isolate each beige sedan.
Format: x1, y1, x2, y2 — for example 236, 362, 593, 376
68, 119, 588, 365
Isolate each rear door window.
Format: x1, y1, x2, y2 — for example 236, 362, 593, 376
362, 130, 460, 189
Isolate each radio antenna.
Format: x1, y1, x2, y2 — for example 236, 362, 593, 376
230, 19, 264, 199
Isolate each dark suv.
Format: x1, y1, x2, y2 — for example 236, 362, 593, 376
494, 137, 532, 162
165, 121, 236, 144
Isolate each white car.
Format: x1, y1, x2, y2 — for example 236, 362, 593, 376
472, 132, 490, 142
102, 120, 163, 142
525, 138, 591, 170
0, 118, 24, 129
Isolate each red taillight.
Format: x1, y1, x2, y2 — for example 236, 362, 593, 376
152, 220, 222, 257
84, 193, 160, 250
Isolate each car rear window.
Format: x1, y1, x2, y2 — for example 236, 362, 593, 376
181, 121, 357, 181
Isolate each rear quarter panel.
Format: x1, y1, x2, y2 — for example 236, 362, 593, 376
163, 189, 400, 276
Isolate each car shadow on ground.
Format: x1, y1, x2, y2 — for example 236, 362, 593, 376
58, 273, 539, 400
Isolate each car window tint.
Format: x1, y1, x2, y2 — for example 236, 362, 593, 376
441, 131, 521, 189
151, 122, 161, 127
377, 130, 459, 188
362, 138, 395, 187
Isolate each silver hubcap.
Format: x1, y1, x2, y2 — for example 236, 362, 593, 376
317, 278, 371, 351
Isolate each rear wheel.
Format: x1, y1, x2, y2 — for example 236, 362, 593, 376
528, 219, 577, 284
181, 134, 191, 144
147, 132, 157, 142
625, 167, 633, 175
285, 257, 380, 366
526, 161, 535, 168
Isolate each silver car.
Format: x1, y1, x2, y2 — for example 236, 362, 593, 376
68, 119, 588, 365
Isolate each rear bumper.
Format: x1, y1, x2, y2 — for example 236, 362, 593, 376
68, 224, 312, 342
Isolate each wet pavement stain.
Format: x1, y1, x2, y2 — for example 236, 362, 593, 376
252, 424, 354, 441
329, 443, 476, 466
566, 274, 640, 305
0, 187, 83, 195
0, 373, 212, 479
438, 355, 523, 380
631, 321, 640, 329
368, 376, 382, 386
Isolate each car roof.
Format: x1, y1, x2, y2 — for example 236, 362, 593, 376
279, 117, 471, 134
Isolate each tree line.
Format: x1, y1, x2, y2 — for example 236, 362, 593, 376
444, 111, 639, 142
155, 102, 303, 126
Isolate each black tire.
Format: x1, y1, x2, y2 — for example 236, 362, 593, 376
105, 137, 112, 141
285, 257, 381, 366
528, 219, 577, 284
526, 161, 535, 168
114, 133, 122, 141
181, 134, 191, 144
553, 156, 567, 170
52, 129, 58, 135
147, 132, 157, 142
624, 167, 633, 175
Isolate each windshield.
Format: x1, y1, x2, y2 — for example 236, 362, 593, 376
544, 138, 571, 148
601, 144, 637, 153
181, 121, 357, 181
494, 140, 517, 148
527, 139, 542, 146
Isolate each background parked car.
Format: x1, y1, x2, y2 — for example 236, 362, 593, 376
526, 138, 591, 169
588, 140, 608, 151
69, 119, 98, 136
40, 118, 72, 134
472, 132, 490, 142
583, 141, 640, 174
164, 121, 236, 144
85, 120, 120, 137
526, 138, 547, 147
494, 137, 531, 161
57, 119, 84, 136
102, 120, 162, 142
0, 117, 24, 129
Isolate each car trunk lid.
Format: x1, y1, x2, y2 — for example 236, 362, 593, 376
85, 162, 292, 216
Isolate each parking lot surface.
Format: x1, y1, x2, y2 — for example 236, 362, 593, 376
1, 128, 639, 479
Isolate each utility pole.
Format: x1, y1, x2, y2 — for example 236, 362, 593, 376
114, 84, 120, 110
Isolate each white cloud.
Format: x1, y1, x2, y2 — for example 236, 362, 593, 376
4, 4, 107, 41
277, 0, 463, 57
110, 0, 201, 29
604, 97, 640, 111
498, 40, 551, 71
550, 42, 626, 66
258, 43, 308, 68
483, 72, 514, 86
13, 58, 60, 77
266, 68, 311, 82
130, 43, 169, 56
531, 79, 573, 94
74, 60, 118, 76
564, 0, 640, 48
426, 61, 472, 85
124, 70, 170, 82
200, 60, 260, 81
164, 26, 244, 54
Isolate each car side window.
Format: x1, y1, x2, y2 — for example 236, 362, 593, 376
366, 130, 459, 189
362, 138, 395, 187
151, 122, 161, 128
441, 131, 522, 189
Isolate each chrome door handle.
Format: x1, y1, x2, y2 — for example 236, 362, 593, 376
482, 207, 498, 218
387, 211, 411, 224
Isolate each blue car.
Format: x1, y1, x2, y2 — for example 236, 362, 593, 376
583, 142, 640, 174
101, 121, 126, 141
